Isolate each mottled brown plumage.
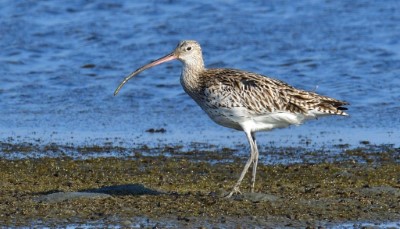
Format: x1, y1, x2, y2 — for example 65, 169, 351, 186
196, 68, 348, 115
114, 40, 349, 198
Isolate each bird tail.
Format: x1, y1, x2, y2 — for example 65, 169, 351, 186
317, 98, 349, 116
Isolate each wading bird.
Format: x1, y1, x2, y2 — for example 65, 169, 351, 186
114, 40, 348, 198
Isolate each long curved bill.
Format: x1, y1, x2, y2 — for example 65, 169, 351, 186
114, 52, 177, 96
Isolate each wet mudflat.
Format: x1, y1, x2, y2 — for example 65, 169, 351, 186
0, 143, 399, 228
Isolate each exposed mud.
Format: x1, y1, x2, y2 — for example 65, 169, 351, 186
0, 143, 399, 227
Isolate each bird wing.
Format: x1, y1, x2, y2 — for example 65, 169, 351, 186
200, 68, 348, 116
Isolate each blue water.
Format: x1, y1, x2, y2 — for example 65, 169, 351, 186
1, 0, 400, 150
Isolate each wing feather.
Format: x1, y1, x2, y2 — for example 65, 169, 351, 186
199, 68, 348, 116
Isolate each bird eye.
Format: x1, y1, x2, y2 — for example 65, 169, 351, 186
186, 46, 192, 51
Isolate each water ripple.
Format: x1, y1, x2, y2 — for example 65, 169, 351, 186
1, 0, 399, 149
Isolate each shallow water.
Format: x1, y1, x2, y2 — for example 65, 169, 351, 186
37, 220, 400, 229
1, 0, 400, 153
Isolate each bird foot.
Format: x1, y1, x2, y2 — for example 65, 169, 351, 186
224, 186, 242, 198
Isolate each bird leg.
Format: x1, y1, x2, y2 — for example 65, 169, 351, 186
251, 132, 259, 193
225, 131, 256, 198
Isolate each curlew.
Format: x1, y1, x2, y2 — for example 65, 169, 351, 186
114, 40, 349, 198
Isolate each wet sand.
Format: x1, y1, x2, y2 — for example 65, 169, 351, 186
0, 143, 399, 227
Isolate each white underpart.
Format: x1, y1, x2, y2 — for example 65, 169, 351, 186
205, 106, 327, 132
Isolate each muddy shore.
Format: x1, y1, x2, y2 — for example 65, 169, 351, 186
0, 142, 399, 227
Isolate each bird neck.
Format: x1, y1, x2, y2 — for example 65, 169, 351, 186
180, 57, 205, 91
182, 55, 205, 74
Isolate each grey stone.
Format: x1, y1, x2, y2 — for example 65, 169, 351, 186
34, 191, 111, 203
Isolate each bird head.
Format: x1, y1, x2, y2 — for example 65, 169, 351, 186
114, 40, 203, 96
